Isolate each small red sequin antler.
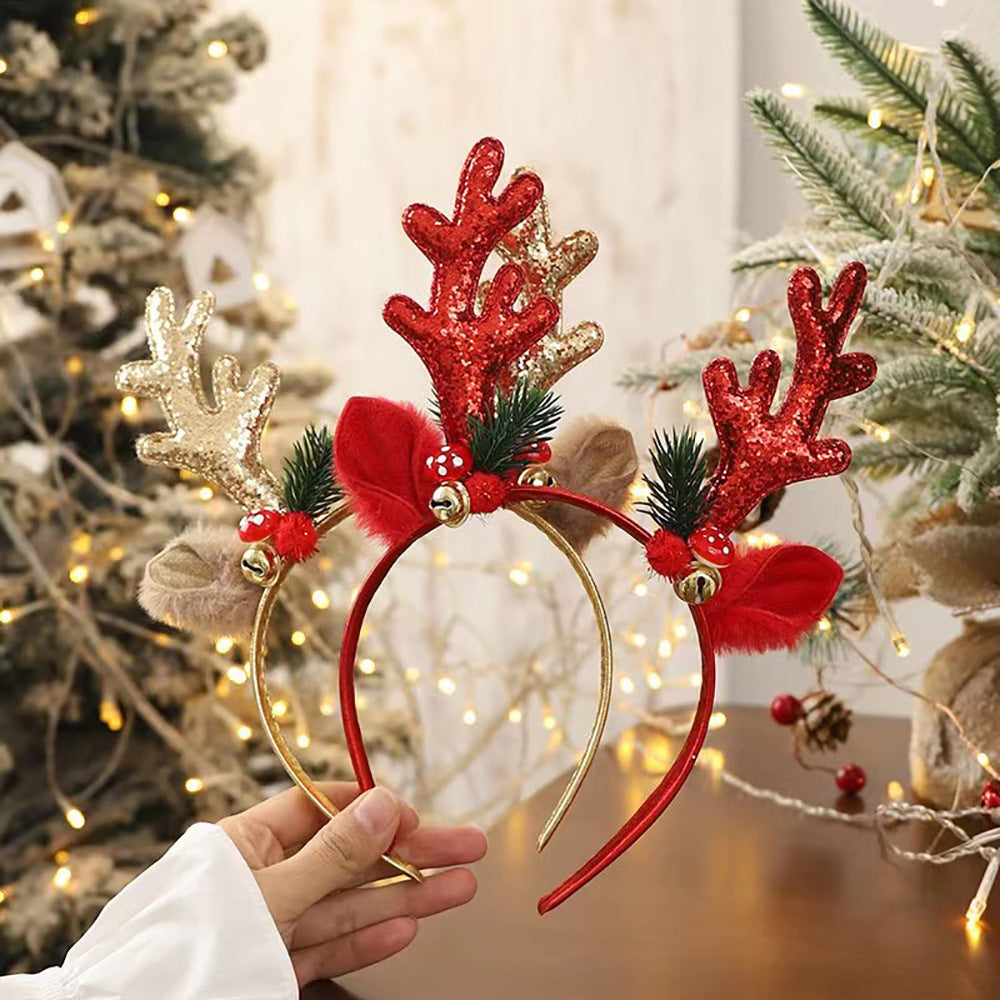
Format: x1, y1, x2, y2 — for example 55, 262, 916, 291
702, 263, 876, 533
383, 138, 560, 444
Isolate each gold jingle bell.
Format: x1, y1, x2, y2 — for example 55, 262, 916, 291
517, 465, 557, 489
241, 541, 281, 586
429, 480, 471, 528
673, 562, 721, 605
516, 465, 557, 509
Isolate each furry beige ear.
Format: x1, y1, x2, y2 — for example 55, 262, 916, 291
139, 525, 262, 638
539, 416, 639, 552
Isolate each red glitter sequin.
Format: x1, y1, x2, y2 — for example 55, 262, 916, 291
702, 264, 876, 534
383, 138, 559, 445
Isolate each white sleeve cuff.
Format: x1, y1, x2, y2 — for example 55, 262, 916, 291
1, 823, 297, 1000
1, 967, 67, 1000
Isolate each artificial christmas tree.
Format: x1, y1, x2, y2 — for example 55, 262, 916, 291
0, 3, 403, 969
622, 0, 1000, 808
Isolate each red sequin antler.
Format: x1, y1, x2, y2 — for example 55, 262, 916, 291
383, 138, 560, 444
702, 263, 876, 534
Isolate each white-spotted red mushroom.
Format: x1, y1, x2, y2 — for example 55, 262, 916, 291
688, 524, 735, 568
423, 443, 473, 483
238, 508, 282, 542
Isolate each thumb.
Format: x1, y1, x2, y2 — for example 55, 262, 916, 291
259, 787, 401, 920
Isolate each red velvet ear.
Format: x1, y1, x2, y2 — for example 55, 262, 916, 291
334, 396, 443, 546
700, 543, 843, 654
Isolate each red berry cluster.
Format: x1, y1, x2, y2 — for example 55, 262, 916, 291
239, 508, 318, 562
646, 522, 735, 580
769, 693, 867, 796
980, 779, 1000, 810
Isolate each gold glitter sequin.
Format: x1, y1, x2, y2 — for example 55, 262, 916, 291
508, 319, 604, 390
116, 287, 284, 512
494, 176, 605, 389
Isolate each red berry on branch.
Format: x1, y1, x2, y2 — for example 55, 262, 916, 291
835, 763, 866, 794
519, 440, 552, 465
980, 779, 1000, 810
646, 529, 692, 579
769, 693, 803, 726
272, 511, 319, 562
238, 508, 282, 542
688, 523, 735, 568
422, 443, 473, 485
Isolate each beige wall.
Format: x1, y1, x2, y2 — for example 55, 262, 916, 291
218, 0, 740, 811
217, 1, 996, 741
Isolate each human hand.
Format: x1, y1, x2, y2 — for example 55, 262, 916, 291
218, 783, 486, 986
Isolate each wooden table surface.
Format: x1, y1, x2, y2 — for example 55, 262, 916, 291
304, 706, 999, 1000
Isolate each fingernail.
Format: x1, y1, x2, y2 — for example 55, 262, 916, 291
354, 788, 398, 835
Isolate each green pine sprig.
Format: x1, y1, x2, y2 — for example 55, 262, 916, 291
746, 88, 905, 239
803, 0, 997, 188
467, 381, 563, 476
282, 425, 341, 518
639, 428, 710, 537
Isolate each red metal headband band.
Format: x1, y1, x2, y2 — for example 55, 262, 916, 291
338, 486, 717, 914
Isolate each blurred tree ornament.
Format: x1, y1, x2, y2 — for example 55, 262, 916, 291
0, 141, 68, 269
980, 779, 1000, 810
770, 693, 803, 726
177, 205, 257, 310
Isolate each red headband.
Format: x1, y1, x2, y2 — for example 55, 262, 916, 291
332, 138, 876, 913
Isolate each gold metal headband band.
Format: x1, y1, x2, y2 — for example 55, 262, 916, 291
246, 500, 614, 877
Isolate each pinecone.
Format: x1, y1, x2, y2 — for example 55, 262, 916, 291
795, 690, 852, 752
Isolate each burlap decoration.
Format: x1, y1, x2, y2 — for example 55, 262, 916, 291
910, 618, 1000, 807
877, 503, 1000, 610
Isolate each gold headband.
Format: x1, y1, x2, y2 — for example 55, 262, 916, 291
244, 497, 612, 870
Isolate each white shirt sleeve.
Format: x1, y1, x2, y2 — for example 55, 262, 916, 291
0, 823, 298, 1000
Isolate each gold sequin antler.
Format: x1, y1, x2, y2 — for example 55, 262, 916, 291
497, 171, 604, 390
116, 287, 284, 512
